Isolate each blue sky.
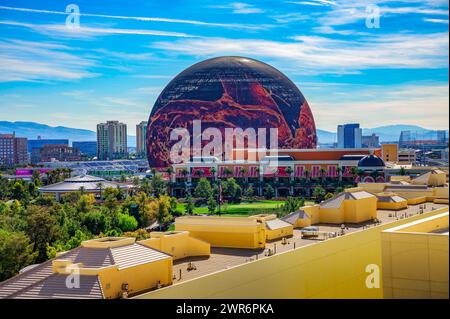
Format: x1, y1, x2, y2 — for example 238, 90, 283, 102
0, 0, 448, 134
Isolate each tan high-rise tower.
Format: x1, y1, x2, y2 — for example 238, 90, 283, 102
97, 121, 128, 160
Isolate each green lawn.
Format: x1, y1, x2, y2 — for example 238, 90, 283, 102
177, 200, 295, 217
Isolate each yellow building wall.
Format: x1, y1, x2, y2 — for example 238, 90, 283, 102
434, 187, 449, 199
136, 207, 448, 299
319, 206, 345, 224
175, 217, 266, 249
358, 183, 387, 194
139, 231, 210, 261
265, 224, 293, 241
381, 214, 449, 299
406, 197, 427, 205
343, 196, 377, 223
98, 258, 173, 299
302, 205, 320, 224
377, 201, 408, 210
294, 218, 311, 228
429, 172, 446, 187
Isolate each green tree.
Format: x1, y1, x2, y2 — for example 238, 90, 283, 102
25, 205, 59, 262
244, 184, 254, 199
185, 193, 194, 215
281, 197, 305, 215
207, 194, 217, 215
151, 174, 168, 197
0, 229, 37, 281
117, 212, 138, 232
150, 195, 173, 230
135, 192, 154, 227
82, 211, 109, 235
264, 184, 275, 199
312, 185, 326, 202
12, 182, 28, 201
222, 178, 242, 203
76, 194, 95, 214
194, 177, 212, 202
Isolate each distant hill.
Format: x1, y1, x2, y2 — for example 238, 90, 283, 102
0, 121, 446, 147
318, 125, 448, 144
0, 121, 137, 147
362, 125, 447, 142
317, 129, 336, 144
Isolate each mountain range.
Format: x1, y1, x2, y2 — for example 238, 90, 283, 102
0, 121, 447, 147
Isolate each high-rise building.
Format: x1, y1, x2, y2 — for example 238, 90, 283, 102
136, 121, 148, 158
337, 123, 362, 148
72, 141, 97, 157
0, 133, 28, 167
362, 133, 380, 148
97, 121, 128, 160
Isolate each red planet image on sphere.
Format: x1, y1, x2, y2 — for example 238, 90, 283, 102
146, 56, 317, 168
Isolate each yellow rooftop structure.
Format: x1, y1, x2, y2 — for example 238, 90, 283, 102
381, 212, 449, 298
376, 192, 408, 210
175, 216, 266, 249
411, 170, 447, 187
0, 237, 173, 299
139, 231, 210, 260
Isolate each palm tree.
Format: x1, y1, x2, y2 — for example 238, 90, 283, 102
399, 167, 406, 176
96, 182, 104, 199
285, 166, 293, 178
336, 166, 342, 183
195, 169, 204, 177
210, 167, 217, 182
304, 169, 310, 182
320, 168, 327, 183
350, 167, 359, 182
224, 167, 233, 177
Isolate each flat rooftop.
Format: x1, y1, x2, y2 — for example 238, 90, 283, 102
170, 203, 449, 285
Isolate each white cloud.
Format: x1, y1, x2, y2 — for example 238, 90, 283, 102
0, 39, 98, 82
0, 5, 265, 31
0, 20, 198, 39
286, 0, 337, 6
210, 2, 265, 14
424, 18, 449, 24
151, 32, 448, 74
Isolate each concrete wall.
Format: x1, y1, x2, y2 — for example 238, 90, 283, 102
136, 207, 448, 299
